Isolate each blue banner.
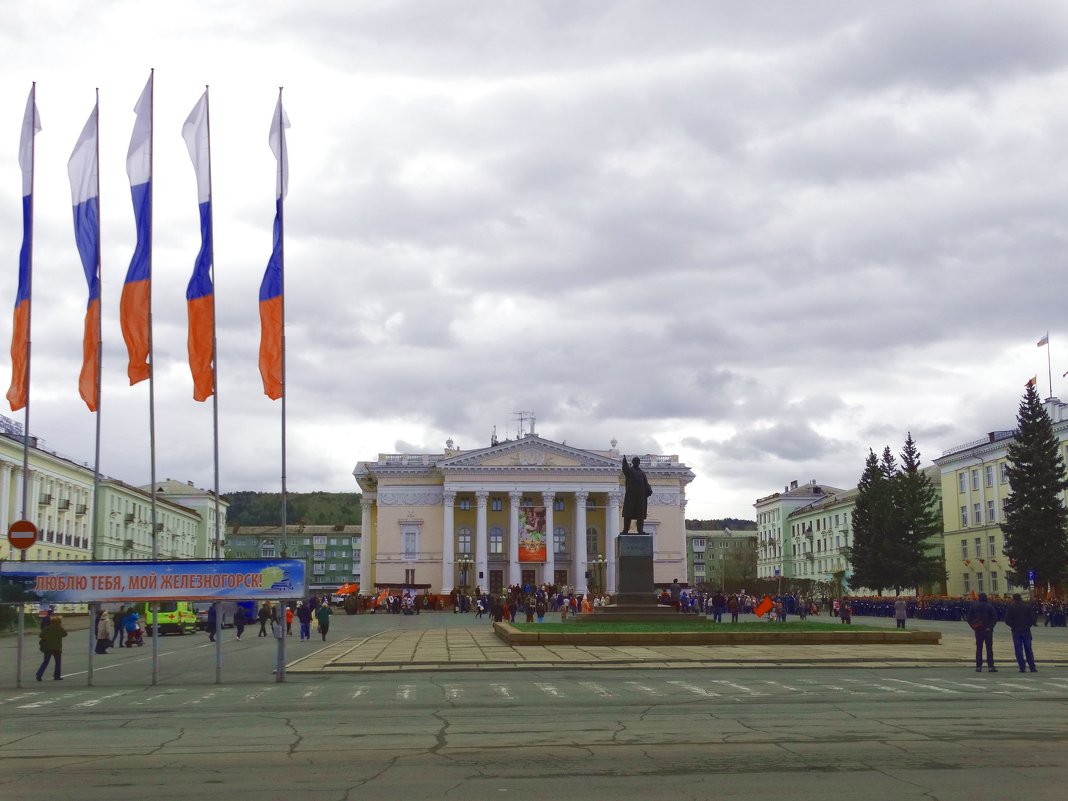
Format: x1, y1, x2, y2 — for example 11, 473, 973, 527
0, 559, 305, 603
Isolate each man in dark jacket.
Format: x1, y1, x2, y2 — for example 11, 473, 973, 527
967, 593, 999, 672
621, 455, 652, 534
1003, 593, 1038, 673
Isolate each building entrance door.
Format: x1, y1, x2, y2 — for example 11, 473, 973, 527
489, 570, 503, 594
521, 569, 535, 589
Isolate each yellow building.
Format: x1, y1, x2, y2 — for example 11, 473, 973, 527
934, 396, 1068, 597
354, 433, 694, 595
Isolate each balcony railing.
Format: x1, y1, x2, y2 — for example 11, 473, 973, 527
124, 513, 135, 524
57, 499, 70, 511
76, 504, 87, 516
38, 494, 52, 506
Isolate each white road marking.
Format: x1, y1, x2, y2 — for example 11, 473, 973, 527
442, 684, 462, 700
666, 680, 720, 698
0, 693, 41, 705
351, 685, 369, 699
491, 684, 513, 700
74, 690, 133, 708
535, 683, 563, 698
997, 681, 1046, 692
397, 685, 416, 700
709, 680, 768, 696
130, 689, 182, 706
302, 685, 320, 699
625, 681, 663, 696
578, 681, 614, 697
762, 680, 805, 693
885, 678, 961, 694
19, 693, 78, 709
244, 687, 275, 703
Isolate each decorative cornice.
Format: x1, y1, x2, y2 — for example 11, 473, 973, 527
377, 489, 443, 506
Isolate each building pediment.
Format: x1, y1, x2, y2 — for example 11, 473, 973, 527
438, 436, 619, 471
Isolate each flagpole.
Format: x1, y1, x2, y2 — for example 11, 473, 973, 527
276, 87, 288, 683
91, 89, 104, 687
15, 81, 37, 690
1045, 333, 1052, 400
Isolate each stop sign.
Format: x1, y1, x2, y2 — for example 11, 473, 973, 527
7, 519, 37, 549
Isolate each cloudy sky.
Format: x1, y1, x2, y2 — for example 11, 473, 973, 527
0, 2, 1065, 520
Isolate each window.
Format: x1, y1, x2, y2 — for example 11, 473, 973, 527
961, 539, 968, 559
313, 535, 327, 546
303, 538, 310, 545
976, 572, 984, 593
313, 562, 325, 575
586, 527, 599, 556
963, 574, 971, 594
1000, 462, 1009, 484
988, 535, 996, 557
984, 465, 994, 488
458, 498, 471, 511
404, 569, 415, 585
553, 499, 565, 512
553, 527, 567, 554
403, 529, 418, 559
959, 473, 967, 493
329, 538, 337, 545
960, 506, 968, 527
491, 498, 503, 512
971, 470, 980, 491
987, 500, 996, 525
458, 528, 472, 554
489, 527, 503, 554
991, 572, 999, 593
974, 503, 982, 525
974, 538, 982, 558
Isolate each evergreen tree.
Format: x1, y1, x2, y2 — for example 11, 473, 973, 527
1002, 384, 1068, 589
893, 432, 945, 592
848, 449, 896, 594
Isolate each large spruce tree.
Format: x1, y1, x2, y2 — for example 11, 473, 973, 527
893, 433, 945, 591
1001, 383, 1068, 589
848, 449, 896, 593
849, 436, 945, 594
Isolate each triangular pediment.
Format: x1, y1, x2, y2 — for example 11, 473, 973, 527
439, 436, 620, 470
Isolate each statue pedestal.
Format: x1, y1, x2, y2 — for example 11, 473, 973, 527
595, 534, 677, 622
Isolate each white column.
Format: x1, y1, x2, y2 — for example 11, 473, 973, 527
542, 491, 555, 587
475, 490, 489, 593
363, 498, 375, 591
508, 490, 521, 587
574, 491, 588, 595
606, 491, 621, 594
441, 491, 455, 593
0, 463, 12, 532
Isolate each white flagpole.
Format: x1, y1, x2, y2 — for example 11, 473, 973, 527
275, 87, 288, 683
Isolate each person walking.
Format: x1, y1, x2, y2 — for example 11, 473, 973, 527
1003, 593, 1038, 673
207, 604, 218, 643
257, 603, 271, 637
315, 602, 332, 641
95, 610, 114, 654
115, 607, 127, 648
285, 605, 294, 636
296, 601, 312, 640
36, 614, 67, 681
233, 605, 246, 640
967, 592, 998, 672
894, 597, 908, 629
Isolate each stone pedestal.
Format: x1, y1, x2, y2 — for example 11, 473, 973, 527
594, 534, 677, 622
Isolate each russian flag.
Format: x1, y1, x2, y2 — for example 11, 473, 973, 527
68, 101, 100, 412
259, 95, 289, 401
182, 90, 214, 402
6, 87, 40, 412
120, 74, 152, 385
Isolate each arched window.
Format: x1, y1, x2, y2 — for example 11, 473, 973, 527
457, 527, 472, 554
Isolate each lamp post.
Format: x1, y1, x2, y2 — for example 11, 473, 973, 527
457, 554, 473, 591
592, 554, 607, 596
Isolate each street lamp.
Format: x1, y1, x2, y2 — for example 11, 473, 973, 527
592, 554, 607, 596
457, 554, 473, 591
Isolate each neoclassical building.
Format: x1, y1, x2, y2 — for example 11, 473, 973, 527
354, 434, 695, 596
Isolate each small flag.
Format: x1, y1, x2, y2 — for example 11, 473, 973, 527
978, 558, 985, 565
68, 100, 100, 412
1037, 334, 1049, 347
1026, 376, 1037, 388
964, 559, 971, 566
182, 90, 214, 402
6, 86, 40, 412
120, 73, 152, 385
258, 94, 289, 400
754, 595, 773, 617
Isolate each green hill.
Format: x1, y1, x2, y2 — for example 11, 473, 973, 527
225, 491, 363, 526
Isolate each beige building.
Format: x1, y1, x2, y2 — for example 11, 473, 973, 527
354, 434, 694, 595
142, 478, 228, 558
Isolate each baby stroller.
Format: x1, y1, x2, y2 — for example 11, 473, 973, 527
125, 625, 145, 647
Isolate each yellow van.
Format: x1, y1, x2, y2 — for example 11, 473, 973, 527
135, 601, 198, 636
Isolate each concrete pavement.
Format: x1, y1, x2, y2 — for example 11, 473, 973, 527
286, 613, 1068, 673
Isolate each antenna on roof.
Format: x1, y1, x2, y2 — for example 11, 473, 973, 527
512, 411, 536, 438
